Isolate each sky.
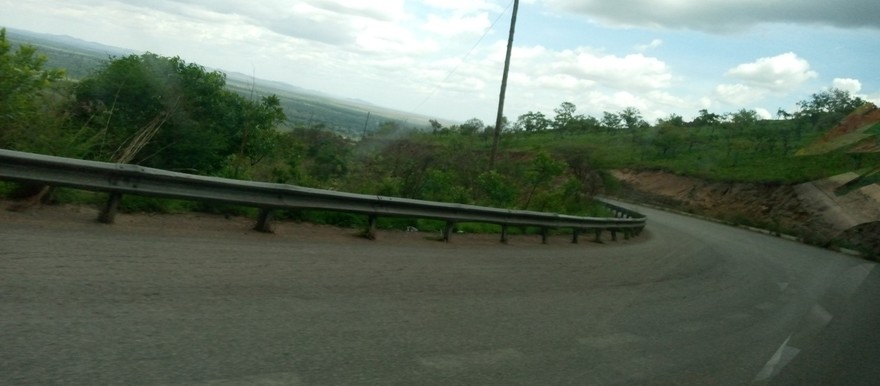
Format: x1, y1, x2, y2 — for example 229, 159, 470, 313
1, 0, 878, 124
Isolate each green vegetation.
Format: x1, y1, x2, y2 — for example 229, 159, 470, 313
5, 28, 438, 138
1, 28, 873, 231
502, 96, 875, 184
0, 29, 66, 154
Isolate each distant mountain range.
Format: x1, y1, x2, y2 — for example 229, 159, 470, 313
5, 27, 451, 136
6, 27, 134, 57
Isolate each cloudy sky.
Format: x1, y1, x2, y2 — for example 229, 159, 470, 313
1, 0, 878, 123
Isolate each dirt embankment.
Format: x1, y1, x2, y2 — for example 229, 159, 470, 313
611, 169, 880, 258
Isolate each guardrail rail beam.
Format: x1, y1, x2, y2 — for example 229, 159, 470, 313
0, 149, 647, 245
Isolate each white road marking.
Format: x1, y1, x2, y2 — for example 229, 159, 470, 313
837, 263, 876, 297
753, 335, 801, 382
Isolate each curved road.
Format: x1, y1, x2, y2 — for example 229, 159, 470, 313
1, 203, 878, 385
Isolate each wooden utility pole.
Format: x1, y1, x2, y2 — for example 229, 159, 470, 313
362, 111, 371, 139
489, 0, 519, 170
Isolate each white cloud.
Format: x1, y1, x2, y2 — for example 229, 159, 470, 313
715, 83, 768, 106
832, 78, 862, 93
534, 74, 593, 90
699, 97, 714, 109
725, 52, 817, 92
354, 21, 437, 55
422, 0, 503, 13
609, 91, 647, 110
635, 38, 663, 52
423, 12, 491, 37
645, 91, 689, 109
3, 0, 874, 124
754, 108, 772, 120
512, 45, 550, 60
551, 50, 673, 90
542, 0, 880, 32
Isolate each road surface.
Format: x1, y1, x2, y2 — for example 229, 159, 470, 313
1, 203, 878, 385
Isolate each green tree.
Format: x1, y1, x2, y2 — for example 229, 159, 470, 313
459, 118, 484, 136
552, 101, 576, 131
601, 111, 622, 133
692, 109, 721, 128
569, 114, 601, 133
730, 108, 759, 128
71, 53, 285, 174
619, 107, 646, 130
0, 28, 65, 150
795, 88, 866, 131
476, 170, 517, 208
297, 127, 352, 184
516, 111, 550, 132
797, 88, 865, 116
654, 118, 686, 157
522, 152, 565, 209
429, 119, 443, 133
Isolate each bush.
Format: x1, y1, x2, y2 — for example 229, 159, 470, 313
118, 196, 195, 214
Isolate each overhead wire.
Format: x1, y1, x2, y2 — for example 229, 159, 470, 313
409, 0, 516, 116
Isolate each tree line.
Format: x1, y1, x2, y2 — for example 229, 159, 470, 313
1, 28, 872, 222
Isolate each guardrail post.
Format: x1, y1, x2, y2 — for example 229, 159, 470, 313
254, 208, 274, 233
97, 192, 122, 224
500, 225, 509, 244
594, 229, 602, 243
442, 221, 455, 242
571, 229, 579, 244
365, 215, 378, 240
611, 229, 618, 241
541, 228, 549, 244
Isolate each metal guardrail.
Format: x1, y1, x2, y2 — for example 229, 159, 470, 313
0, 149, 645, 243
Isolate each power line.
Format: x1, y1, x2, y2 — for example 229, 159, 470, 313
409, 1, 516, 116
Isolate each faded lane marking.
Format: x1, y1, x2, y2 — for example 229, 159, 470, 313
837, 263, 875, 297
754, 335, 800, 383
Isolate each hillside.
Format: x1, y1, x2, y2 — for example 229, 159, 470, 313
798, 103, 880, 155
608, 105, 880, 258
4, 26, 878, 257
5, 28, 445, 137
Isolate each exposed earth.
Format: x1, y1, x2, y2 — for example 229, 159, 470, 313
612, 169, 880, 259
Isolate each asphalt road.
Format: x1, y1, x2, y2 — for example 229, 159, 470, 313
1, 203, 878, 385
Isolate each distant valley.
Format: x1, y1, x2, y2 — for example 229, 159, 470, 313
5, 28, 445, 137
